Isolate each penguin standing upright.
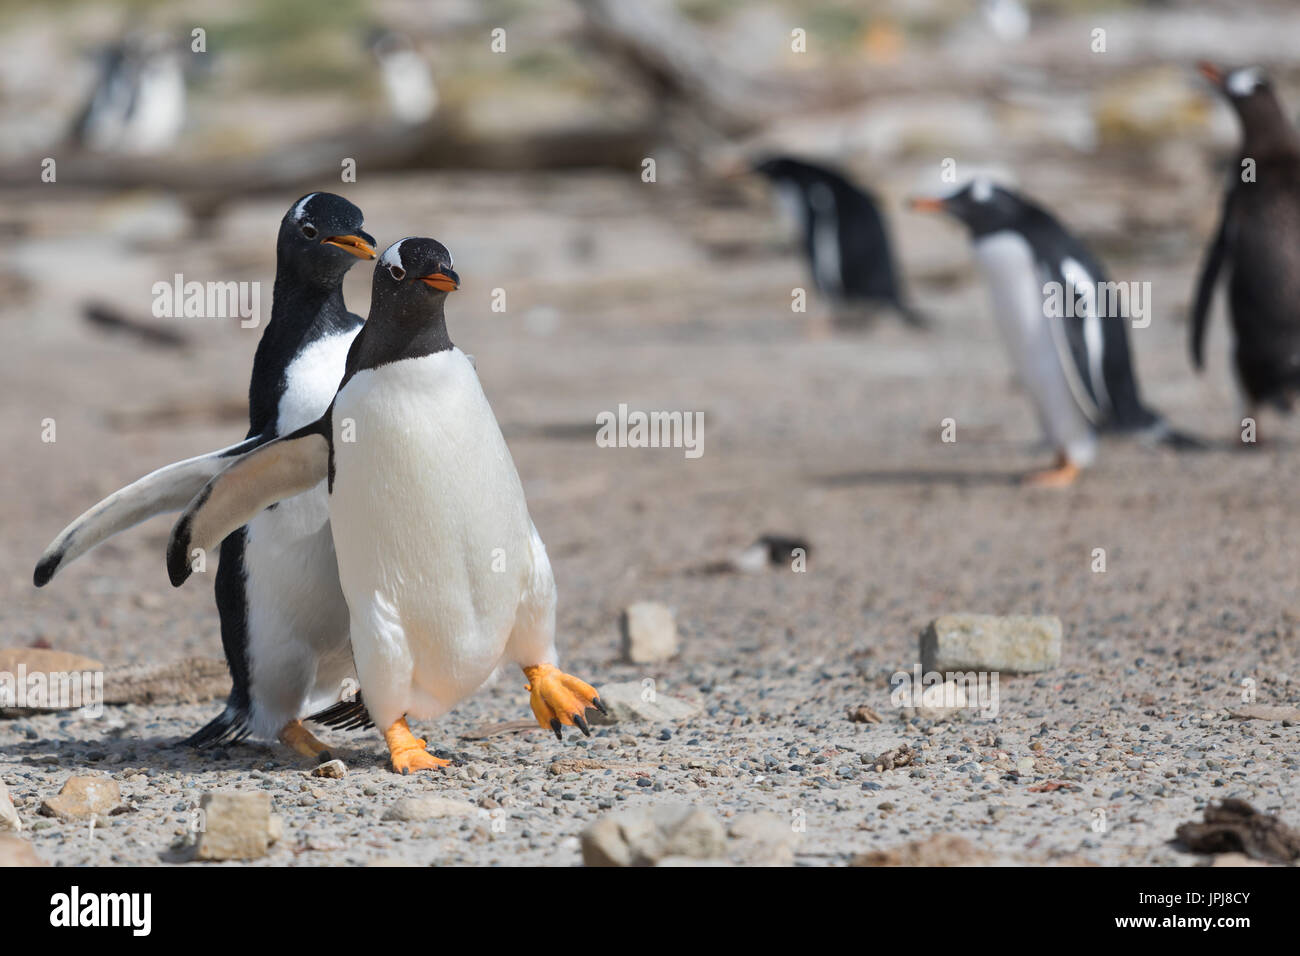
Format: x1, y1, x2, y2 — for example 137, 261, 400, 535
167, 238, 605, 773
1191, 63, 1300, 415
751, 156, 925, 328
910, 179, 1184, 486
35, 193, 376, 759
74, 31, 186, 155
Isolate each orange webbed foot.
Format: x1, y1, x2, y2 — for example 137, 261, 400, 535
1022, 455, 1081, 488
523, 663, 606, 740
383, 717, 451, 774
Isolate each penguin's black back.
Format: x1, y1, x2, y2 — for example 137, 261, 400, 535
1225, 163, 1300, 406
755, 157, 912, 315
1002, 198, 1160, 433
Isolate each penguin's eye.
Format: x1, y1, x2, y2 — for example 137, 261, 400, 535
388, 265, 406, 281
301, 223, 318, 239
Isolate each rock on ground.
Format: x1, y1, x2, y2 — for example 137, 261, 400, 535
582, 805, 726, 866
40, 775, 120, 821
920, 614, 1062, 674
381, 796, 478, 823
0, 778, 19, 832
852, 834, 991, 867
619, 601, 679, 664
590, 680, 701, 724
190, 791, 274, 861
0, 833, 45, 866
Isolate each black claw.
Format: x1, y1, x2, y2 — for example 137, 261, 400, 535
317, 750, 333, 765
574, 713, 591, 737
401, 767, 410, 775
591, 696, 608, 716
550, 718, 563, 741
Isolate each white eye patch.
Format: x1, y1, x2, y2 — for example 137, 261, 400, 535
380, 238, 413, 274
1227, 68, 1262, 97
971, 178, 994, 203
292, 192, 318, 222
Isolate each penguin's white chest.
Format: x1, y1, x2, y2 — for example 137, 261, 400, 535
329, 348, 535, 725
972, 231, 1097, 463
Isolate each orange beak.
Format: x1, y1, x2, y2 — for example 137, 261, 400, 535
908, 197, 947, 213
1197, 61, 1224, 86
322, 234, 377, 259
419, 271, 459, 292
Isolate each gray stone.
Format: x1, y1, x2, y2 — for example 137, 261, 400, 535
381, 796, 478, 822
920, 614, 1062, 674
620, 601, 679, 664
590, 681, 702, 724
581, 804, 727, 866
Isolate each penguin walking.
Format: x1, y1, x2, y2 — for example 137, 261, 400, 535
74, 31, 186, 155
34, 193, 376, 759
1191, 63, 1300, 415
751, 156, 925, 329
167, 238, 604, 773
910, 179, 1186, 486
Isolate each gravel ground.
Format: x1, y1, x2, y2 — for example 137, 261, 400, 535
1, 170, 1297, 866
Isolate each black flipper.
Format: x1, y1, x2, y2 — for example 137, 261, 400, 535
1191, 188, 1236, 371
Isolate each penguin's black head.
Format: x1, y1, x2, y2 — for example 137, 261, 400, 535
371, 237, 459, 311
1199, 62, 1273, 105
1197, 62, 1295, 150
278, 192, 376, 283
908, 179, 1026, 237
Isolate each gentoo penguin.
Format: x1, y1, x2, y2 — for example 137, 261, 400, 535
752, 156, 926, 328
1191, 63, 1300, 413
167, 237, 605, 773
369, 29, 438, 126
910, 179, 1185, 486
74, 32, 186, 155
34, 193, 376, 759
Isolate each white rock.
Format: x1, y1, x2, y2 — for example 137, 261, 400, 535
590, 681, 701, 724
620, 601, 679, 664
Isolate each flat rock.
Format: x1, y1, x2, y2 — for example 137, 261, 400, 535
101, 657, 230, 706
920, 614, 1062, 674
312, 759, 347, 779
582, 804, 726, 867
0, 648, 104, 714
1228, 704, 1300, 722
0, 778, 19, 832
191, 791, 273, 861
0, 834, 45, 866
589, 681, 701, 724
40, 775, 120, 821
381, 796, 478, 822
620, 601, 679, 664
